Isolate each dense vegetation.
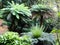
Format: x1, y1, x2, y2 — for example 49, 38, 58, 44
0, 0, 60, 45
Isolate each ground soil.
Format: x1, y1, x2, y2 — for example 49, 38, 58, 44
0, 19, 8, 34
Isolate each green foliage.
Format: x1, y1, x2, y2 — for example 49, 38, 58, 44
20, 35, 31, 45
57, 12, 60, 29
1, 1, 32, 33
25, 31, 56, 45
56, 42, 59, 45
31, 4, 50, 12
0, 31, 55, 45
0, 31, 31, 45
9, 1, 31, 18
19, 27, 56, 45
28, 32, 56, 45
2, 1, 31, 19
57, 12, 60, 17
29, 25, 56, 45
31, 4, 55, 33
0, 10, 4, 18
30, 25, 44, 38
38, 32, 56, 45
0, 32, 20, 45
51, 28, 60, 33
0, 1, 57, 45
51, 28, 60, 45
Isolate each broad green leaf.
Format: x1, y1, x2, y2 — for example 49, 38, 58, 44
16, 15, 19, 19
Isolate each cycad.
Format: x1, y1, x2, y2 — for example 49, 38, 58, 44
2, 1, 31, 19
31, 4, 55, 33
1, 1, 32, 33
31, 4, 55, 26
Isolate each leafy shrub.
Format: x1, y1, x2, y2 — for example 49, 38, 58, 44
0, 31, 31, 45
0, 32, 20, 45
20, 35, 31, 45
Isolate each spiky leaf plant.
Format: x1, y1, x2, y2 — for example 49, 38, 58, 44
2, 1, 31, 20
31, 4, 49, 12
30, 25, 44, 38
1, 1, 32, 33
